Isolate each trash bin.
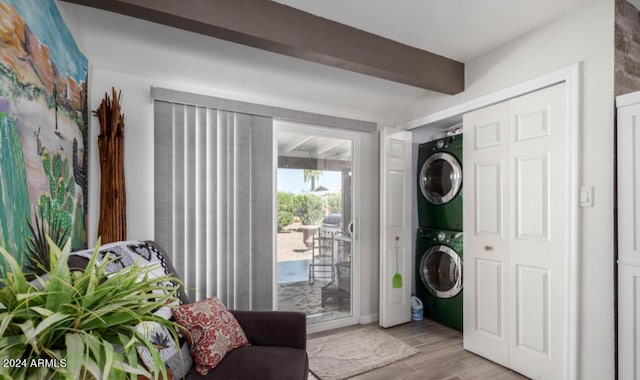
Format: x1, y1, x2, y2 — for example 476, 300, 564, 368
411, 296, 423, 321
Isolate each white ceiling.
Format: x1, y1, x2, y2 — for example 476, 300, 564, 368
271, 0, 594, 61
278, 132, 352, 161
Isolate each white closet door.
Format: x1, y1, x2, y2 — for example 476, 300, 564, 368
463, 83, 566, 380
507, 83, 566, 379
463, 101, 510, 367
379, 129, 412, 328
616, 93, 640, 380
618, 98, 640, 266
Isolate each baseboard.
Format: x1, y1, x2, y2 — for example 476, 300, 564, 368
359, 313, 379, 324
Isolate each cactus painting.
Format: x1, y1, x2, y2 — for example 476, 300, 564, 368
0, 113, 30, 276
0, 0, 88, 273
37, 149, 75, 235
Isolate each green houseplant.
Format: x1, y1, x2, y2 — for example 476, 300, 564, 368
24, 211, 70, 278
0, 238, 182, 379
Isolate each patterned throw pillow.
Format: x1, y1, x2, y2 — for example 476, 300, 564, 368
135, 321, 193, 379
172, 297, 250, 375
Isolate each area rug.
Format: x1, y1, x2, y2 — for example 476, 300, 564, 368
308, 328, 419, 380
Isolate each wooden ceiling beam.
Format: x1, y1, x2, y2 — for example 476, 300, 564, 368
62, 0, 465, 94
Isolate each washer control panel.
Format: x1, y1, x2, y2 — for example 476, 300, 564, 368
422, 229, 462, 244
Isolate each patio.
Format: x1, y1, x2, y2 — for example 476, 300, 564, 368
277, 227, 351, 323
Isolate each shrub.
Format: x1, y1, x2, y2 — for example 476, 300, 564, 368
327, 192, 342, 214
295, 194, 324, 225
277, 192, 297, 231
277, 191, 296, 214
277, 211, 294, 232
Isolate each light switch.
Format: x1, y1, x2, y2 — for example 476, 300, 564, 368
580, 186, 594, 207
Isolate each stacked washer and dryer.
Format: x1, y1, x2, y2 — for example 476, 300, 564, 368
415, 133, 464, 331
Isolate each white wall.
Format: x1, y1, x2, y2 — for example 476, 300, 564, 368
403, 0, 615, 379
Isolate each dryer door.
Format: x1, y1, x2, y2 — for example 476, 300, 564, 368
420, 245, 462, 299
419, 152, 462, 205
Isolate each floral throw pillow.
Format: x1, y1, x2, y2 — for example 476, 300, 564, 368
172, 297, 250, 375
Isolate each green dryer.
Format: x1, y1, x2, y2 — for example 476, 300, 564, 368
416, 227, 463, 331
417, 134, 463, 231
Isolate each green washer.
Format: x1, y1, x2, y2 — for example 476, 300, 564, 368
415, 227, 463, 332
417, 134, 463, 231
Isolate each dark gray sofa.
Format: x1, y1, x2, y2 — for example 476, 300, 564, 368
186, 310, 308, 380
69, 241, 309, 380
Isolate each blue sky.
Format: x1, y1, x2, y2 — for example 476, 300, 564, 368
277, 169, 342, 194
4, 0, 88, 82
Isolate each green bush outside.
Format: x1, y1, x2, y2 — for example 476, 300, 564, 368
277, 211, 294, 232
295, 193, 324, 225
277, 191, 325, 229
327, 192, 341, 214
277, 192, 295, 231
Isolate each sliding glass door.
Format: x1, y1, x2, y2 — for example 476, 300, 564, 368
275, 121, 358, 331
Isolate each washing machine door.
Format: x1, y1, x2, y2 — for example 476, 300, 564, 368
420, 245, 462, 299
419, 152, 462, 205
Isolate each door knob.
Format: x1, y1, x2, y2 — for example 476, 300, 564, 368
484, 245, 494, 251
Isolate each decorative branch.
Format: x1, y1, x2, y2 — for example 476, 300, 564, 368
93, 87, 126, 243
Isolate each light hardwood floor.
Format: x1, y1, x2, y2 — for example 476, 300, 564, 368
307, 318, 528, 380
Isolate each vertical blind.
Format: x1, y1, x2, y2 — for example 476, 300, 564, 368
154, 100, 273, 310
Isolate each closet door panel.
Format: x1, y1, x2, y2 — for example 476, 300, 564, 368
618, 104, 640, 263
514, 154, 550, 241
508, 83, 566, 380
515, 264, 549, 354
617, 264, 640, 380
463, 102, 510, 367
475, 161, 504, 236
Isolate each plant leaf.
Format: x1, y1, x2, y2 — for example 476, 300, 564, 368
26, 306, 53, 317
0, 312, 12, 336
80, 357, 103, 380
0, 247, 28, 294
0, 334, 27, 351
26, 312, 68, 344
44, 236, 72, 311
65, 333, 83, 378
102, 340, 114, 380
15, 291, 49, 301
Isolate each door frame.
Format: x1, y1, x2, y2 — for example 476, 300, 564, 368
273, 121, 362, 334
398, 63, 580, 380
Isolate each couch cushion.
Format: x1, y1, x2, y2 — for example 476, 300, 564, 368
173, 298, 250, 375
185, 346, 309, 380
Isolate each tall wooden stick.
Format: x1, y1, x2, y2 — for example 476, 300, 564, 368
94, 88, 127, 243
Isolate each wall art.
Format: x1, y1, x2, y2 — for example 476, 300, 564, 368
0, 0, 88, 275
